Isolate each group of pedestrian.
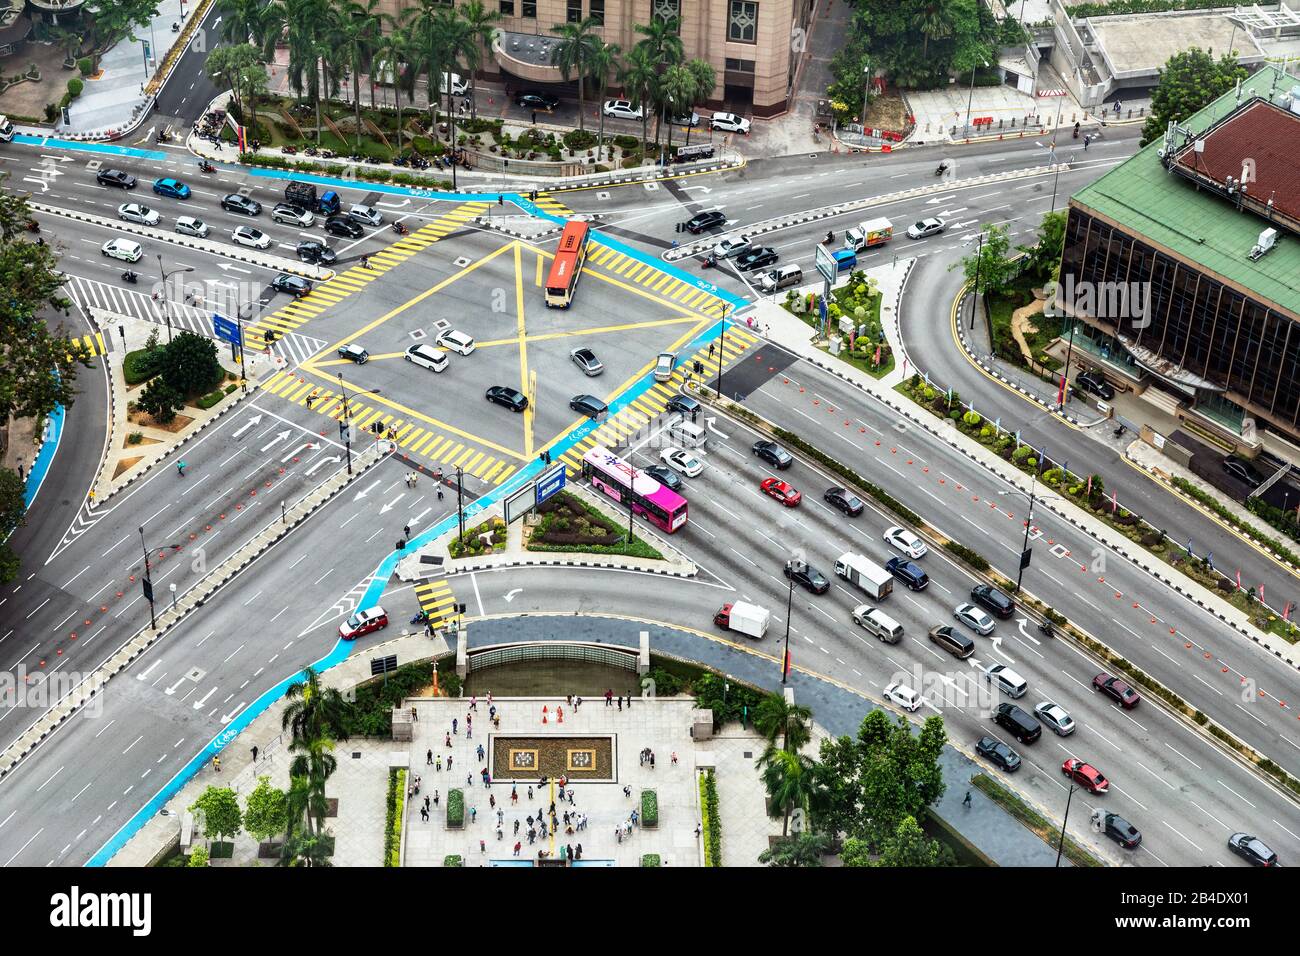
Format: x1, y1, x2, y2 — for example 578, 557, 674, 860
603, 688, 633, 711
639, 748, 656, 769
404, 471, 420, 488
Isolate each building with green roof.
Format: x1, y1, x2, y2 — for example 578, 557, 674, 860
1059, 63, 1300, 449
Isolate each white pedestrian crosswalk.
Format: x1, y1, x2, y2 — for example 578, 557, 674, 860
64, 274, 327, 367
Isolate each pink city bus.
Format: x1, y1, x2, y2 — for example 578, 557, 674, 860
581, 445, 688, 533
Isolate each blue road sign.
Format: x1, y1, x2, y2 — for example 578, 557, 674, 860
212, 313, 241, 347
536, 464, 566, 505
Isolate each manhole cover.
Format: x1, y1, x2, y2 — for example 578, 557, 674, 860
643, 182, 659, 191
597, 191, 610, 200
453, 256, 472, 268
185, 668, 204, 682
432, 318, 451, 331
409, 328, 427, 340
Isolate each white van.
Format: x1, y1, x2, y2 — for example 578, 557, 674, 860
440, 72, 469, 96
0, 115, 15, 142
851, 604, 903, 644
668, 420, 707, 448
983, 663, 1028, 699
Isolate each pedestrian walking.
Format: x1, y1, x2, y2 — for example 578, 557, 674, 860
527, 785, 534, 801
470, 695, 477, 711
567, 788, 574, 805
605, 688, 613, 706
627, 692, 631, 710
434, 790, 440, 806
514, 841, 522, 857
511, 784, 518, 804
497, 827, 503, 841
639, 750, 645, 766
695, 823, 702, 838
709, 342, 715, 359
623, 785, 631, 798
575, 696, 582, 710
617, 696, 622, 712
480, 839, 486, 853
492, 713, 500, 729
251, 746, 259, 762
426, 748, 433, 765
445, 732, 452, 747
421, 806, 429, 822
470, 807, 477, 823
566, 694, 573, 707
452, 718, 458, 735
616, 827, 623, 844
489, 705, 497, 720
467, 773, 473, 787
671, 752, 678, 766
447, 754, 453, 770
490, 794, 496, 810
213, 755, 220, 772
962, 790, 972, 808
424, 795, 430, 812
437, 486, 444, 501
477, 744, 485, 761
576, 843, 582, 860
528, 829, 536, 845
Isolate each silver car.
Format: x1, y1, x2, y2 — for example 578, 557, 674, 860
272, 202, 314, 227
174, 216, 209, 238
570, 347, 603, 376
348, 204, 383, 226
118, 202, 160, 226
954, 602, 995, 636
1034, 700, 1076, 736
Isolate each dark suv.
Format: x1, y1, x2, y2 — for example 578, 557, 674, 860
97, 169, 137, 189
752, 440, 792, 469
992, 703, 1041, 743
666, 394, 701, 417
885, 557, 928, 591
272, 273, 312, 297
1075, 369, 1114, 400
221, 193, 262, 216
568, 394, 608, 419
970, 583, 1014, 619
296, 240, 337, 265
685, 210, 726, 234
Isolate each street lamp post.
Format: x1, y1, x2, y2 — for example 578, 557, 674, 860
456, 465, 465, 544
967, 231, 985, 330
1056, 783, 1078, 866
963, 61, 988, 139
998, 468, 1059, 593
139, 525, 156, 631
1059, 320, 1078, 407
715, 301, 729, 396
157, 257, 195, 343
337, 372, 354, 475
1048, 96, 1064, 212
861, 65, 871, 132
781, 576, 794, 684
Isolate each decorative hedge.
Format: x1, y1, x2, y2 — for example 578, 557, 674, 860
447, 788, 464, 828
384, 768, 406, 866
700, 770, 721, 867
640, 790, 658, 828
444, 855, 463, 866
772, 427, 922, 526
641, 854, 660, 867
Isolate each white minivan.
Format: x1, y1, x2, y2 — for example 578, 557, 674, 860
668, 420, 707, 448
437, 329, 476, 355
851, 604, 903, 644
984, 663, 1028, 699
440, 72, 469, 96
405, 343, 449, 372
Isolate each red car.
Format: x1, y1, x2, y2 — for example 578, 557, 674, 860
1093, 673, 1140, 708
339, 606, 388, 640
760, 477, 802, 507
1062, 758, 1109, 794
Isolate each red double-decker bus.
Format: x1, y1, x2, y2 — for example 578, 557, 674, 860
545, 219, 590, 308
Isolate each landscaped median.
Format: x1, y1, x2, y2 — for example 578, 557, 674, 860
699, 770, 721, 867
385, 768, 406, 867
692, 387, 1300, 805
525, 490, 663, 561
971, 774, 1101, 867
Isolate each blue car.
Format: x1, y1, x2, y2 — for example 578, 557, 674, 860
153, 177, 191, 199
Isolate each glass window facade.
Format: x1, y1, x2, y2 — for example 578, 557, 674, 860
1062, 207, 1300, 432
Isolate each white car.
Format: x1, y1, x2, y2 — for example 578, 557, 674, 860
906, 217, 947, 239
117, 202, 160, 226
101, 238, 143, 262
405, 343, 449, 373
884, 682, 922, 713
437, 329, 476, 356
1034, 700, 1076, 736
710, 111, 751, 134
883, 525, 928, 559
712, 235, 751, 259
174, 216, 209, 238
671, 111, 701, 128
272, 203, 314, 227
231, 225, 271, 249
348, 204, 383, 227
660, 446, 703, 478
954, 602, 995, 636
602, 99, 643, 120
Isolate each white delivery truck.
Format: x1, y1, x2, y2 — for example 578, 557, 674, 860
844, 216, 893, 253
835, 552, 893, 600
713, 601, 771, 639
0, 116, 15, 143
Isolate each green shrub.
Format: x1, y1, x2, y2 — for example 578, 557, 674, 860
384, 768, 406, 866
127, 431, 144, 445
444, 855, 463, 866
43, 103, 57, 122
196, 390, 225, 410
562, 129, 597, 150
641, 854, 661, 867
67, 77, 83, 98
78, 57, 93, 76
944, 541, 990, 572
1011, 445, 1032, 463
700, 770, 721, 866
447, 788, 464, 827
640, 790, 658, 827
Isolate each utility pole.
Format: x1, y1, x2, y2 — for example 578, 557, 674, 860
1016, 461, 1040, 592
715, 301, 729, 396
337, 372, 353, 475
140, 525, 156, 631
781, 576, 794, 684
969, 230, 984, 330
1056, 783, 1078, 866
456, 465, 465, 544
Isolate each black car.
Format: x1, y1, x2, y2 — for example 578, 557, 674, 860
784, 560, 829, 594
296, 240, 337, 265
992, 703, 1041, 743
824, 486, 864, 516
1102, 813, 1142, 849
97, 169, 137, 189
970, 583, 1015, 619
221, 193, 262, 216
1227, 832, 1278, 867
685, 210, 726, 234
1222, 455, 1265, 488
736, 247, 778, 271
486, 386, 528, 412
752, 440, 792, 469
667, 394, 701, 417
885, 556, 929, 591
324, 215, 364, 238
975, 736, 1020, 772
272, 273, 312, 297
1075, 369, 1114, 400
645, 464, 683, 492
516, 91, 560, 112
569, 394, 608, 419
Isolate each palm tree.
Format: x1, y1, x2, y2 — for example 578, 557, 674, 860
334, 1, 383, 151
217, 0, 272, 47
281, 666, 350, 746
618, 45, 658, 157
754, 695, 813, 753
268, 0, 334, 144
290, 736, 338, 836
374, 25, 416, 153
458, 0, 501, 121
587, 37, 620, 156
683, 57, 715, 144
634, 14, 684, 146
550, 15, 603, 133
917, 1, 953, 59
403, 1, 464, 131
758, 744, 815, 837
658, 63, 697, 153
758, 831, 831, 867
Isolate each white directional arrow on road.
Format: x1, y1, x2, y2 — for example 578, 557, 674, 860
164, 677, 187, 696
409, 507, 432, 527
304, 455, 340, 477
281, 441, 319, 463
682, 185, 712, 193
217, 263, 252, 274
221, 703, 246, 725
260, 429, 291, 452
504, 588, 522, 602
231, 414, 264, 440
925, 194, 956, 205
376, 198, 411, 208
1016, 618, 1042, 646
988, 636, 1013, 661
379, 493, 406, 515
937, 207, 969, 217
353, 479, 381, 502
192, 687, 216, 710
135, 661, 161, 682
704, 416, 728, 439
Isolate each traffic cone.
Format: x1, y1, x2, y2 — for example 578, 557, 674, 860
542, 705, 549, 724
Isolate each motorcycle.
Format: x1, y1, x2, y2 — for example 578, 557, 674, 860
392, 221, 408, 235
1038, 620, 1054, 639
935, 161, 949, 177
1113, 423, 1127, 438
410, 610, 429, 626
122, 270, 138, 284
25, 219, 39, 233
303, 146, 318, 157
282, 144, 297, 155
198, 160, 215, 174
701, 254, 717, 270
